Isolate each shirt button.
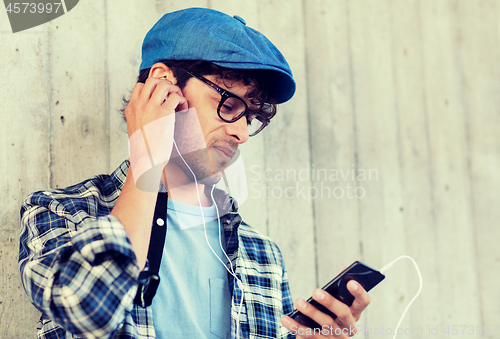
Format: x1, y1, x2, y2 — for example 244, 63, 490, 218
156, 218, 165, 226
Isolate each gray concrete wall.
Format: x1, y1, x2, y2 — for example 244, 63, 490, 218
1, 0, 499, 337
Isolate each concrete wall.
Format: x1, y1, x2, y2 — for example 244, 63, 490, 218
1, 0, 499, 337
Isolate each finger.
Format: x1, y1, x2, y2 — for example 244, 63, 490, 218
145, 79, 188, 113
129, 82, 144, 104
124, 83, 149, 130
148, 80, 178, 107
311, 289, 356, 331
169, 86, 189, 112
161, 92, 187, 115
294, 298, 338, 331
280, 315, 323, 339
346, 281, 370, 321
137, 77, 165, 104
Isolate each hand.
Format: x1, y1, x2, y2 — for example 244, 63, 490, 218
111, 77, 190, 267
281, 281, 370, 338
125, 77, 188, 190
125, 76, 188, 137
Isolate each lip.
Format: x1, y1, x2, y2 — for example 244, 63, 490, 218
212, 145, 236, 161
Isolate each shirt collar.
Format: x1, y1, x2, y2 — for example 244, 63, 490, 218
110, 159, 130, 191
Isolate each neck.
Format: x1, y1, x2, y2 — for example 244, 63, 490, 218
161, 162, 213, 207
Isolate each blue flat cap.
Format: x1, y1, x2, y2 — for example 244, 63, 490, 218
140, 7, 296, 104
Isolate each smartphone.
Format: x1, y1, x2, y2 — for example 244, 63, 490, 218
288, 261, 385, 330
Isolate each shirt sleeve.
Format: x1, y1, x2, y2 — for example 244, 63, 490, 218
18, 192, 141, 338
280, 269, 297, 339
272, 243, 296, 339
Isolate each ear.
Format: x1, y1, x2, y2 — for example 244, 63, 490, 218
148, 63, 177, 84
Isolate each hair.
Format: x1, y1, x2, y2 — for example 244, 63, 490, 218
119, 60, 278, 121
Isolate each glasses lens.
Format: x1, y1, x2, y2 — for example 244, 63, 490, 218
218, 95, 268, 136
219, 96, 247, 121
247, 115, 265, 136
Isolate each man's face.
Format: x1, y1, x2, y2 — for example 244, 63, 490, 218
169, 74, 252, 185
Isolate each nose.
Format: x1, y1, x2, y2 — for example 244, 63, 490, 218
224, 116, 250, 144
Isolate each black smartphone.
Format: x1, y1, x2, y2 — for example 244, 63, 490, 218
288, 261, 385, 330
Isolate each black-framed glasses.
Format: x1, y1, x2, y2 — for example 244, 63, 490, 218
180, 68, 270, 136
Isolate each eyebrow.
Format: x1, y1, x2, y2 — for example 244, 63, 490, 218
208, 76, 251, 102
200, 73, 261, 114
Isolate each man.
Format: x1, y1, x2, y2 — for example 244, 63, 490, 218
19, 8, 370, 338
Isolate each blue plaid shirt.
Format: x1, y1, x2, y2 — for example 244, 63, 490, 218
19, 160, 295, 338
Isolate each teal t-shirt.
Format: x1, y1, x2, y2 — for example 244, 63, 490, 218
151, 198, 231, 338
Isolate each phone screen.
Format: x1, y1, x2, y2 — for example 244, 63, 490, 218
288, 261, 385, 329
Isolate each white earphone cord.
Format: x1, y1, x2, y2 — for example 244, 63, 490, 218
380, 255, 423, 339
172, 139, 244, 339
172, 142, 423, 339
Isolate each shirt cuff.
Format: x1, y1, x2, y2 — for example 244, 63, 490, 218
71, 215, 140, 276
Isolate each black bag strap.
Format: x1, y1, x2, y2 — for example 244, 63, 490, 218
134, 192, 168, 307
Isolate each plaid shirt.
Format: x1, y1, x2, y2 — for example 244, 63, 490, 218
19, 160, 295, 339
